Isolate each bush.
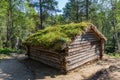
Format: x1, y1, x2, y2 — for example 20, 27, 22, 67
0, 48, 25, 55
107, 53, 120, 58
105, 46, 116, 53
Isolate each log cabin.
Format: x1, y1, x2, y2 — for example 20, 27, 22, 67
24, 22, 107, 72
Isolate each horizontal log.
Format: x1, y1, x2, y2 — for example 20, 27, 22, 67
82, 37, 98, 41
68, 43, 98, 52
69, 42, 91, 48
66, 53, 99, 65
69, 41, 100, 49
30, 46, 59, 54
30, 54, 61, 64
69, 54, 98, 66
85, 32, 101, 39
29, 50, 60, 60
66, 51, 99, 61
70, 39, 98, 45
30, 52, 60, 63
66, 48, 98, 60
68, 45, 100, 55
29, 49, 60, 58
82, 36, 98, 40
30, 56, 61, 69
68, 48, 99, 56
73, 38, 98, 43
82, 33, 98, 38
66, 55, 98, 71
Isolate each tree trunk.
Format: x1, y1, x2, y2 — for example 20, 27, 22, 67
111, 0, 120, 53
76, 0, 79, 23
85, 0, 89, 20
39, 0, 43, 29
6, 8, 11, 48
112, 14, 120, 52
6, 0, 14, 48
0, 30, 2, 48
113, 22, 120, 52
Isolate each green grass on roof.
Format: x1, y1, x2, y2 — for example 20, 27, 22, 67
24, 22, 91, 51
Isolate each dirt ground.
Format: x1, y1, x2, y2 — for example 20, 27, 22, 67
0, 54, 120, 80
0, 55, 34, 80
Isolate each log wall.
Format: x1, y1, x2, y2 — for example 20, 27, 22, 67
27, 31, 102, 72
66, 32, 101, 71
28, 46, 66, 71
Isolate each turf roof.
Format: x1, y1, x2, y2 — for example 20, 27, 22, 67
24, 22, 91, 51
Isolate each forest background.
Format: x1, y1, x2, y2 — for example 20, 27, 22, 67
0, 0, 120, 56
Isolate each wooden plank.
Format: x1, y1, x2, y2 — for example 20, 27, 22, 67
82, 33, 98, 38
29, 49, 60, 60
68, 45, 99, 55
69, 42, 91, 48
30, 46, 59, 54
67, 51, 98, 61
66, 55, 98, 71
29, 52, 59, 61
68, 41, 100, 49
74, 33, 98, 39
70, 40, 98, 46
66, 53, 98, 65
66, 48, 98, 60
68, 47, 97, 57
30, 53, 60, 63
29, 49, 60, 58
68, 44, 97, 52
74, 36, 98, 42
29, 47, 61, 63
30, 54, 61, 63
82, 36, 98, 40
69, 32, 100, 49
30, 56, 61, 69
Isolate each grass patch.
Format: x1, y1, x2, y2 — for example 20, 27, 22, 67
0, 54, 10, 59
0, 48, 26, 59
24, 22, 91, 51
0, 48, 15, 55
106, 53, 120, 58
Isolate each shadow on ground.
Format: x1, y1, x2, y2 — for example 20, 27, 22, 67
0, 58, 34, 80
20, 58, 63, 79
86, 65, 120, 80
1, 54, 120, 80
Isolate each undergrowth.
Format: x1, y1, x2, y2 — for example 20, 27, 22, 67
0, 48, 26, 59
0, 48, 25, 54
107, 53, 120, 58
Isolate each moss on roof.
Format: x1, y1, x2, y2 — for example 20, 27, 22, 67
24, 22, 91, 51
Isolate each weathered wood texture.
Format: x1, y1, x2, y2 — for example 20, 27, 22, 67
28, 46, 66, 70
66, 32, 101, 71
28, 31, 102, 72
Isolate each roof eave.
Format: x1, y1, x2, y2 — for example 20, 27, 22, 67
90, 25, 107, 42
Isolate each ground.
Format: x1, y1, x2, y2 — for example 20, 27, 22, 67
0, 54, 120, 80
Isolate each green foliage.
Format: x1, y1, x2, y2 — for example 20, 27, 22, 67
29, 0, 59, 27
0, 0, 36, 49
0, 48, 23, 59
105, 46, 116, 53
1, 0, 120, 55
24, 22, 91, 51
0, 48, 15, 55
107, 53, 120, 58
0, 48, 25, 55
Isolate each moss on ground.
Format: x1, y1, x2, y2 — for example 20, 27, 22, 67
24, 22, 91, 51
